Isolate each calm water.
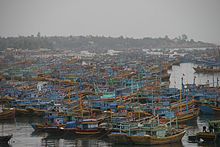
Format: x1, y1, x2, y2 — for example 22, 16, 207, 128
1, 63, 220, 147
169, 63, 220, 89
1, 116, 219, 147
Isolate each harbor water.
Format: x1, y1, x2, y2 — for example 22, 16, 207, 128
1, 63, 220, 147
169, 63, 220, 89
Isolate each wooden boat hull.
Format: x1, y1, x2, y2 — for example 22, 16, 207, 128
177, 109, 199, 122
62, 128, 77, 135
75, 128, 108, 137
108, 130, 186, 145
193, 67, 220, 73
3, 108, 30, 116
0, 134, 13, 144
26, 108, 46, 116
75, 129, 100, 135
31, 123, 65, 134
196, 132, 216, 142
5, 108, 46, 117
15, 108, 30, 116
62, 128, 109, 138
0, 109, 15, 120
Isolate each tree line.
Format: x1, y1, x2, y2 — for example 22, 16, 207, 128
0, 34, 215, 52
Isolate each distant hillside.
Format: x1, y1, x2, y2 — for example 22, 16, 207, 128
0, 34, 215, 53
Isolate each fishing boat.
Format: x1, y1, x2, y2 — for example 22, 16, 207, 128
196, 132, 216, 142
176, 108, 199, 122
189, 119, 220, 143
193, 66, 220, 73
15, 108, 30, 116
0, 96, 15, 103
0, 108, 15, 120
131, 130, 185, 145
108, 124, 185, 145
31, 114, 66, 134
26, 107, 46, 116
75, 119, 100, 135
31, 122, 65, 131
0, 134, 13, 144
171, 94, 199, 122
108, 114, 186, 145
7, 98, 53, 117
62, 91, 109, 137
0, 97, 15, 120
0, 118, 13, 144
171, 80, 199, 122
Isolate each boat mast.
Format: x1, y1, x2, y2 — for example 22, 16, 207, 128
179, 88, 182, 113
79, 93, 83, 118
217, 77, 219, 87
186, 81, 189, 112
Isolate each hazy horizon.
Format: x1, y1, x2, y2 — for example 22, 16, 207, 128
0, 0, 220, 44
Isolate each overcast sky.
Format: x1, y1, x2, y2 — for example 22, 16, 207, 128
0, 0, 220, 44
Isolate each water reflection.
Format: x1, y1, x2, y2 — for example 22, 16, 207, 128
41, 138, 61, 147
1, 109, 218, 147
112, 143, 184, 147
169, 63, 220, 89
41, 138, 112, 147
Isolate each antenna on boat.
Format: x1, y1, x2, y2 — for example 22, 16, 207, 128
186, 81, 189, 112
179, 88, 182, 112
181, 76, 184, 97
193, 76, 196, 85
217, 77, 219, 87
79, 93, 84, 118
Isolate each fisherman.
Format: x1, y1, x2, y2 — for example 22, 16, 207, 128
214, 123, 218, 132
209, 125, 213, 133
203, 126, 207, 132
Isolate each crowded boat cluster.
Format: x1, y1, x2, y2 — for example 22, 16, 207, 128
1, 47, 220, 145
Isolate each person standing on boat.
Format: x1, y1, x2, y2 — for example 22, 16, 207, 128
203, 126, 207, 132
214, 123, 218, 132
209, 125, 213, 133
